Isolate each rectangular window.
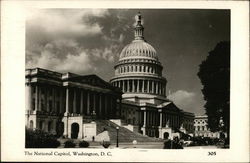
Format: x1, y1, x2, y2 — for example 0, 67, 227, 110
32, 99, 35, 110
41, 99, 44, 111
41, 88, 44, 95
57, 101, 60, 113
32, 87, 36, 93
49, 100, 52, 112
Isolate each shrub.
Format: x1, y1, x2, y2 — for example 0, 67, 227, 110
79, 140, 89, 148
64, 140, 76, 148
102, 141, 111, 148
25, 128, 60, 148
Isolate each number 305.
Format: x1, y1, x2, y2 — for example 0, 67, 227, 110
208, 152, 216, 156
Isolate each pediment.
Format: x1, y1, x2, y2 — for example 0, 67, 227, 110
161, 102, 181, 112
67, 74, 119, 91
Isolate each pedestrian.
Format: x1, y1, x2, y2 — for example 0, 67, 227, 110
163, 133, 172, 149
172, 136, 183, 149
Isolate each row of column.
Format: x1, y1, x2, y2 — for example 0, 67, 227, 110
116, 64, 161, 75
140, 110, 180, 129
112, 79, 166, 96
26, 84, 64, 114
161, 112, 180, 128
142, 110, 159, 127
26, 84, 120, 119
195, 125, 207, 131
65, 87, 118, 118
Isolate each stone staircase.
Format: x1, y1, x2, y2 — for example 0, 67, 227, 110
96, 120, 161, 143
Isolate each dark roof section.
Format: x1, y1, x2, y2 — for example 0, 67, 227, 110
26, 67, 123, 94
64, 74, 123, 94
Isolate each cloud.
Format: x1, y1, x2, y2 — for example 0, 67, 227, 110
26, 9, 109, 42
168, 90, 196, 111
25, 9, 123, 74
26, 42, 93, 74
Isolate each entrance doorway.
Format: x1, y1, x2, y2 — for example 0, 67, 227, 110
71, 123, 79, 139
164, 132, 169, 139
56, 122, 64, 137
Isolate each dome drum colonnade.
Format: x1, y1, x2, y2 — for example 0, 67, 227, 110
110, 12, 167, 100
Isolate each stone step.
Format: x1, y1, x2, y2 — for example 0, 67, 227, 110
96, 120, 161, 143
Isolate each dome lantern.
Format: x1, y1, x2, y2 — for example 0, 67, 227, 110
134, 12, 144, 40
119, 12, 159, 61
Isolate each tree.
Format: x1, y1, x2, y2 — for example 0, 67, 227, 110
25, 128, 60, 148
197, 41, 230, 138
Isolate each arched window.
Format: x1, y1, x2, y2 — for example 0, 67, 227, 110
48, 121, 53, 132
30, 120, 33, 129
39, 120, 45, 130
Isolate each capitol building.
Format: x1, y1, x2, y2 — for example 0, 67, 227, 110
25, 12, 194, 141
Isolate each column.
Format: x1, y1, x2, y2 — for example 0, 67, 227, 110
147, 80, 150, 93
118, 81, 121, 88
87, 90, 90, 115
110, 96, 113, 117
156, 81, 158, 94
153, 112, 157, 126
132, 80, 135, 92
143, 111, 147, 127
127, 80, 129, 92
25, 84, 32, 111
105, 95, 108, 117
80, 90, 83, 114
146, 111, 149, 126
137, 80, 139, 92
159, 83, 162, 95
35, 85, 39, 111
119, 98, 122, 118
46, 87, 49, 112
38, 86, 42, 111
152, 81, 155, 94
65, 87, 69, 115
99, 93, 102, 117
148, 112, 151, 125
73, 89, 77, 114
53, 87, 56, 113
149, 112, 152, 126
142, 80, 145, 92
122, 80, 125, 92
60, 89, 63, 114
93, 92, 96, 113
151, 112, 153, 126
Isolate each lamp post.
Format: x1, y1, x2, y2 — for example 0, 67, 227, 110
91, 110, 96, 122
116, 126, 119, 148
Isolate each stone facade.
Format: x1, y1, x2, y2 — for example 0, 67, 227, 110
194, 115, 220, 138
25, 68, 122, 139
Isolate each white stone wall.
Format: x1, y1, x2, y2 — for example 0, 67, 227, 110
83, 122, 97, 141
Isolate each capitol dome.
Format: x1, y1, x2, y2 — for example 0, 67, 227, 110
119, 40, 158, 61
111, 12, 167, 104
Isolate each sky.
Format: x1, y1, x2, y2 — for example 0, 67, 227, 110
26, 9, 230, 115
